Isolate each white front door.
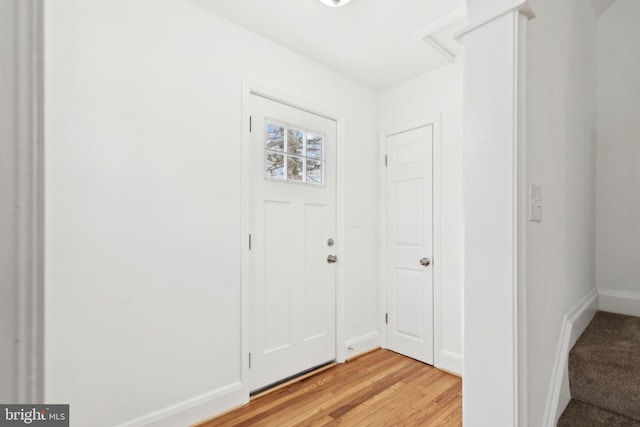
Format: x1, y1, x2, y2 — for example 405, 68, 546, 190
386, 125, 434, 364
248, 94, 337, 392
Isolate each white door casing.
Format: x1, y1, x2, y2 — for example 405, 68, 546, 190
248, 94, 337, 392
0, 0, 44, 404
385, 125, 434, 364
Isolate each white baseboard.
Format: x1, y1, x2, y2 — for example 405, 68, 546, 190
345, 331, 381, 359
438, 350, 463, 376
542, 288, 598, 427
598, 287, 640, 317
116, 381, 244, 427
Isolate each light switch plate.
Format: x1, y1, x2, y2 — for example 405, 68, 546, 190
528, 183, 543, 222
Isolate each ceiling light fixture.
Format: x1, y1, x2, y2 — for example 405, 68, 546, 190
319, 0, 353, 8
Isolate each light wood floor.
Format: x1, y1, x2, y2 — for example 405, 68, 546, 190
196, 349, 462, 427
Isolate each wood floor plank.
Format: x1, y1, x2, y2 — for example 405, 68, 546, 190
328, 364, 443, 426
195, 349, 462, 427
364, 367, 458, 427
210, 357, 391, 426
283, 358, 417, 427
406, 376, 463, 427
327, 359, 426, 418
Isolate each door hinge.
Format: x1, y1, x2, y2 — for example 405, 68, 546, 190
249, 352, 252, 368
385, 313, 388, 324
384, 155, 388, 167
249, 116, 252, 132
249, 233, 252, 250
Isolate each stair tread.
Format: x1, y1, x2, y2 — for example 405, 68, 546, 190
569, 311, 640, 420
558, 400, 640, 427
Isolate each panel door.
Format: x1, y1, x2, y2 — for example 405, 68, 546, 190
386, 125, 434, 364
249, 94, 337, 391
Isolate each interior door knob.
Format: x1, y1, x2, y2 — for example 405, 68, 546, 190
327, 255, 337, 264
420, 257, 431, 267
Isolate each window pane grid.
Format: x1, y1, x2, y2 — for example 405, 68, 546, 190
264, 119, 325, 185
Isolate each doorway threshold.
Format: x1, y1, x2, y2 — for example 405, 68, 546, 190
250, 360, 336, 399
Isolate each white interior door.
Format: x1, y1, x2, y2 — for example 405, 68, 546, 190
386, 125, 434, 364
249, 94, 337, 392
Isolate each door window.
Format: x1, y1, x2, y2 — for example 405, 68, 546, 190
264, 120, 325, 185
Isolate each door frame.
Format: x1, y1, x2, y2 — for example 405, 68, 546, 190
378, 115, 443, 367
0, 0, 45, 404
240, 80, 346, 402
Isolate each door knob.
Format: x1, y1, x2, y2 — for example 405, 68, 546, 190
327, 255, 337, 264
420, 257, 431, 267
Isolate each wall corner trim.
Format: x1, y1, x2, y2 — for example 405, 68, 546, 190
542, 288, 599, 427
454, 1, 535, 40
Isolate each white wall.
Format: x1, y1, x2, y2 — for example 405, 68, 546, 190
44, 1, 378, 425
526, 0, 597, 425
596, 0, 640, 302
378, 60, 464, 374
460, 10, 525, 425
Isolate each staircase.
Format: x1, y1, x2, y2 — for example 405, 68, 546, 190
558, 311, 640, 426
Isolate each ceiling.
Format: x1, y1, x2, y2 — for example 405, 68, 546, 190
187, 0, 466, 90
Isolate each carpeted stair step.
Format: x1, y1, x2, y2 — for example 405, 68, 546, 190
558, 399, 640, 426
558, 399, 640, 427
568, 311, 640, 421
